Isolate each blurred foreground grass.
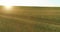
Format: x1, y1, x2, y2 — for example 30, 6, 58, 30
0, 16, 60, 32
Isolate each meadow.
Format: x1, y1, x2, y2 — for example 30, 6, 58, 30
0, 6, 60, 32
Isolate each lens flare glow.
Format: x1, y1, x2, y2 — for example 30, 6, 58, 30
2, 4, 13, 14
4, 5, 12, 10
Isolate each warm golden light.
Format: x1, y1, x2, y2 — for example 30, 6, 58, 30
2, 4, 13, 14
4, 5, 12, 10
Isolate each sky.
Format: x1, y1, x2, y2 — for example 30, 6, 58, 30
0, 0, 60, 6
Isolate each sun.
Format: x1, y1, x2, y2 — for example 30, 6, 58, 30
3, 4, 13, 10
2, 4, 13, 14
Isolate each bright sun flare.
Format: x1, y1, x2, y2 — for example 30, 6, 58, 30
2, 4, 13, 14
3, 5, 13, 10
